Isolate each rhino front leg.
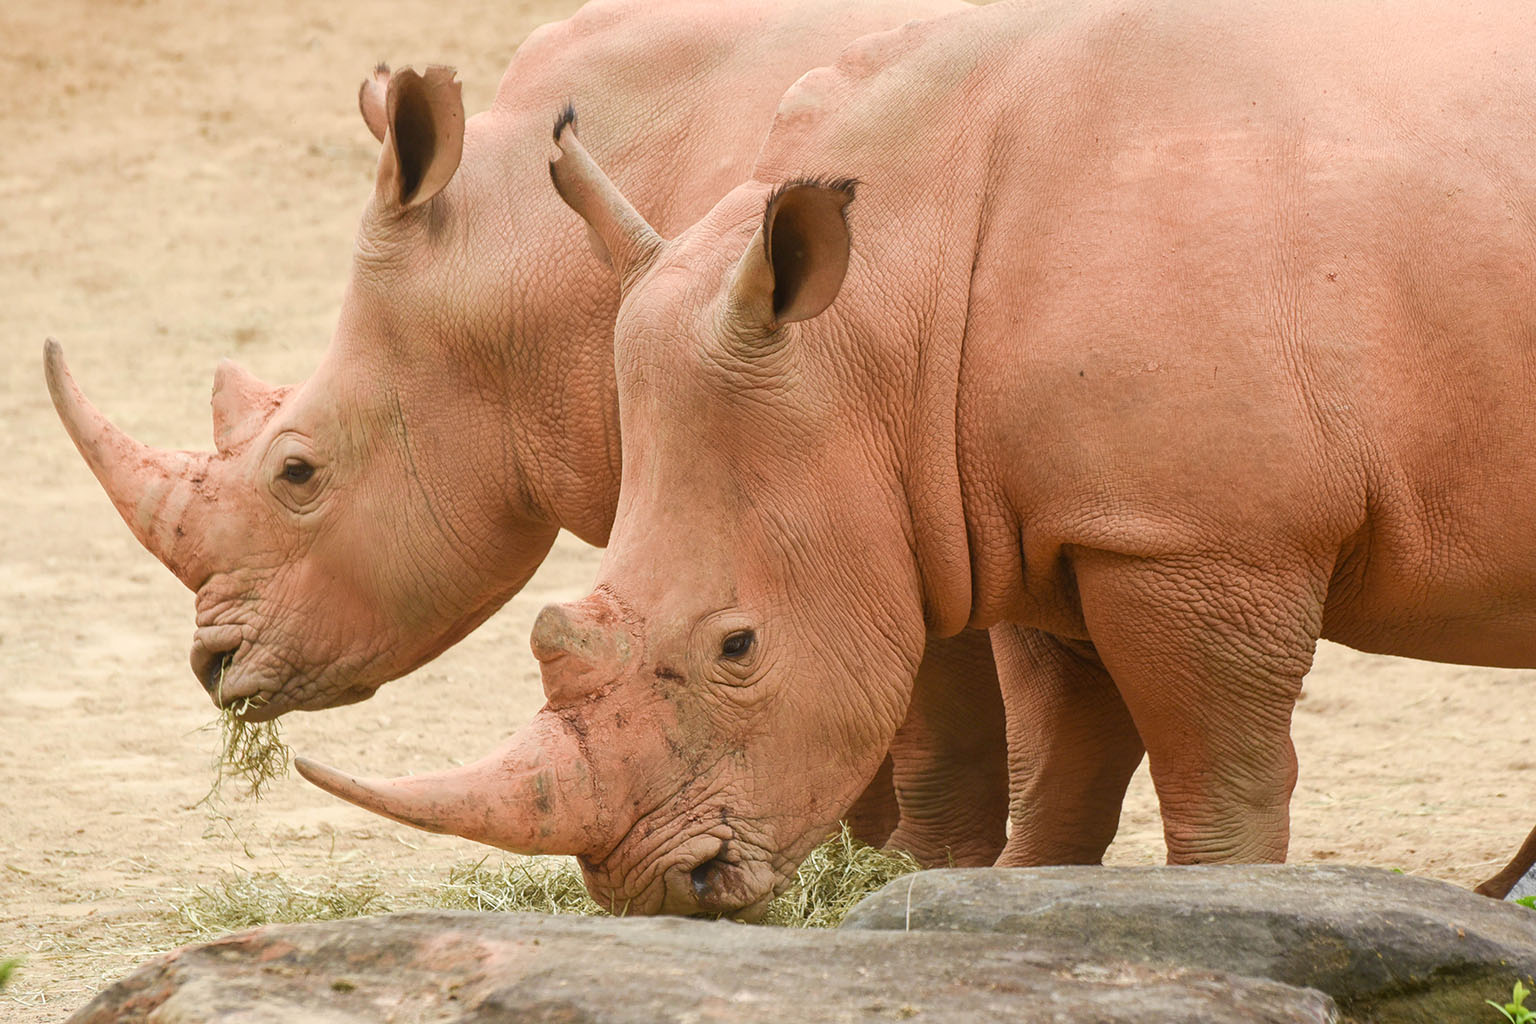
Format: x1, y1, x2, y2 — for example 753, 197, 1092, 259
883, 628, 1009, 867
993, 624, 1145, 866
1074, 550, 1328, 864
842, 755, 899, 848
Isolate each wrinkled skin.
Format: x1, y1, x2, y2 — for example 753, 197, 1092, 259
47, 0, 1007, 865
300, 0, 1536, 915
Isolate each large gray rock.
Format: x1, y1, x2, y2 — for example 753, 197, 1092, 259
842, 865, 1536, 1024
69, 910, 1336, 1023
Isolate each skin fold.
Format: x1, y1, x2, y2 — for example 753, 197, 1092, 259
301, 0, 1536, 916
45, 0, 1007, 866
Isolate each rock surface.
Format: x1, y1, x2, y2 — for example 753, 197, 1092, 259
69, 909, 1336, 1023
842, 865, 1536, 1023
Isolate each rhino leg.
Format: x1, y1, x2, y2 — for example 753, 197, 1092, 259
1075, 551, 1327, 864
843, 756, 899, 848
1476, 823, 1536, 899
885, 629, 1009, 867
993, 625, 1145, 866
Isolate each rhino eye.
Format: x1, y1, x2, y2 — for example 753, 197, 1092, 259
281, 457, 315, 485
720, 630, 754, 660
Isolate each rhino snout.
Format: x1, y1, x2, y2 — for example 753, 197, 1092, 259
680, 847, 775, 921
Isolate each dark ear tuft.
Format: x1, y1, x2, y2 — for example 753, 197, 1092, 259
374, 61, 390, 76
553, 102, 577, 143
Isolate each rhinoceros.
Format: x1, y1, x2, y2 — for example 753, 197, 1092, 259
299, 0, 1536, 916
44, 0, 1009, 866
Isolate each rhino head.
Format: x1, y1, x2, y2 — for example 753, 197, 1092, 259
296, 122, 951, 915
45, 66, 574, 719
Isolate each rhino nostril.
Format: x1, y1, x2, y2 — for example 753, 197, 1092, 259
690, 856, 729, 902
194, 645, 239, 695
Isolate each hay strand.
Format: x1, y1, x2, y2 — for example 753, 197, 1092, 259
758, 824, 922, 927
167, 825, 920, 938
173, 872, 392, 938
205, 666, 290, 801
430, 856, 608, 916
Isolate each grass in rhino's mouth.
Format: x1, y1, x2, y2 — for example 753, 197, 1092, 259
205, 663, 290, 801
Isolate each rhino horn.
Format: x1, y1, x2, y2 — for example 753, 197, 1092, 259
211, 358, 287, 456
530, 595, 635, 705
44, 338, 215, 588
294, 714, 607, 856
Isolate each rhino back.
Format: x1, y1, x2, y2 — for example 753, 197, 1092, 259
358, 0, 969, 551
488, 0, 966, 234
747, 0, 1536, 658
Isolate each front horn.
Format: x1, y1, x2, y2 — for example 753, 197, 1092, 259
295, 713, 609, 856
44, 338, 214, 588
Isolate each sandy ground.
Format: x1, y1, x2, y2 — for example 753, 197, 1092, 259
2, 1, 1533, 1021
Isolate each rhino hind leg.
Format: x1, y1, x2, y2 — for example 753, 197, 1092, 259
1072, 550, 1329, 865
1475, 823, 1536, 899
992, 624, 1145, 867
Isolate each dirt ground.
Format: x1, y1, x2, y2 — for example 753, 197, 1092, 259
2, 1, 1533, 1020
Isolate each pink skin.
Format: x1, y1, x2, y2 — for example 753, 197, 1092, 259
299, 134, 948, 916
47, 0, 1005, 864
307, 0, 1536, 914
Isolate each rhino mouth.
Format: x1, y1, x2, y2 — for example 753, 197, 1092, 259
687, 839, 785, 920
191, 625, 255, 708
688, 850, 759, 915
192, 643, 237, 695
628, 824, 783, 919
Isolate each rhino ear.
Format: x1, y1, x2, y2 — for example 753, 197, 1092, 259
549, 109, 663, 288
358, 63, 390, 143
374, 65, 463, 211
729, 179, 856, 333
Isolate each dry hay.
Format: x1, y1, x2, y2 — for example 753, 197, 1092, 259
758, 826, 922, 928
430, 856, 608, 917
168, 825, 921, 940
205, 668, 290, 801
171, 871, 392, 938
0, 828, 918, 1012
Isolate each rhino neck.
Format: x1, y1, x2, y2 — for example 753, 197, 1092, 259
900, 292, 975, 639
473, 0, 983, 552
497, 240, 624, 549
439, 115, 627, 551
471, 0, 980, 552
828, 197, 977, 639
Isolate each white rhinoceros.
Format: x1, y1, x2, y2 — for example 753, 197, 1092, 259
46, 0, 1009, 867
303, 0, 1536, 916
